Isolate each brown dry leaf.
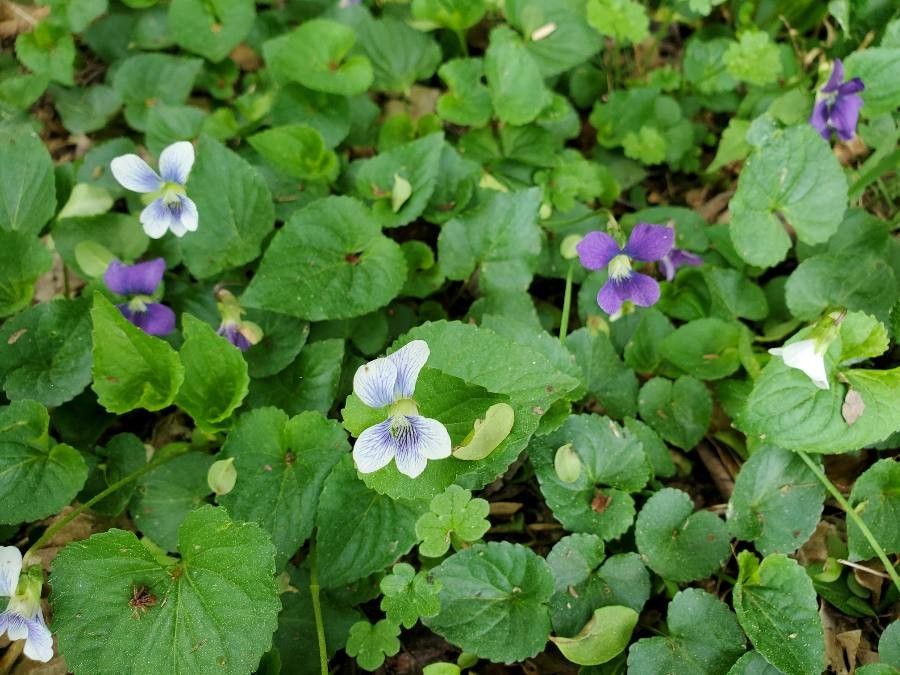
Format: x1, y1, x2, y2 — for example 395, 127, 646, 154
698, 190, 735, 223
821, 602, 850, 675
29, 507, 102, 570
10, 636, 67, 675
229, 44, 262, 71
489, 501, 522, 517
841, 388, 865, 425
33, 244, 84, 304
852, 560, 885, 606
836, 629, 862, 673
797, 520, 838, 566
0, 1, 49, 38
408, 85, 440, 119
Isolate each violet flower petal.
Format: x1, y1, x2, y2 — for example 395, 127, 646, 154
140, 198, 175, 239
158, 141, 195, 185
822, 58, 844, 93
622, 272, 662, 307
623, 223, 675, 262
217, 324, 252, 352
387, 340, 429, 401
118, 303, 175, 337
109, 154, 162, 193
810, 99, 831, 139
103, 258, 165, 296
829, 92, 863, 141
576, 231, 620, 270
353, 357, 399, 409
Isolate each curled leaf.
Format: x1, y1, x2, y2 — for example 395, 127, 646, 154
452, 402, 514, 460
550, 605, 638, 666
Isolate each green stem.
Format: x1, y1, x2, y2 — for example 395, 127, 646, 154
26, 445, 191, 558
309, 539, 328, 675
559, 262, 574, 344
796, 450, 900, 593
544, 211, 602, 229
454, 29, 469, 57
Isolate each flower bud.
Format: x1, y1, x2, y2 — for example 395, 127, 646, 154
560, 234, 583, 260
554, 443, 582, 483
207, 457, 237, 496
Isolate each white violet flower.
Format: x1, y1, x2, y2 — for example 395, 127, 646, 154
352, 340, 451, 478
769, 338, 829, 390
0, 547, 52, 663
110, 141, 198, 239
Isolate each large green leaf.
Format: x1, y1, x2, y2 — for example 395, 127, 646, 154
567, 328, 639, 419
51, 506, 281, 675
484, 26, 552, 125
0, 297, 93, 407
729, 125, 847, 268
219, 408, 349, 568
635, 487, 731, 582
438, 188, 542, 295
352, 133, 445, 228
168, 0, 255, 62
738, 359, 900, 454
627, 589, 746, 674
0, 132, 56, 236
110, 53, 202, 131
91, 293, 185, 414
659, 318, 742, 380
727, 446, 825, 556
531, 414, 648, 541
425, 541, 555, 663
181, 136, 275, 279
175, 315, 249, 430
315, 456, 425, 588
349, 15, 441, 93
733, 552, 825, 675
263, 19, 373, 96
637, 376, 712, 450
242, 196, 406, 320
845, 48, 900, 116
847, 459, 900, 561
0, 400, 88, 524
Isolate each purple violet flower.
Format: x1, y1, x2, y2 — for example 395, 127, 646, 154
214, 289, 262, 352
809, 59, 865, 142
103, 259, 175, 337
659, 248, 703, 281
576, 223, 674, 315
217, 323, 254, 352
110, 141, 198, 239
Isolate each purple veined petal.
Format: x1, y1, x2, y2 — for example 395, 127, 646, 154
353, 419, 396, 473
405, 416, 452, 460
660, 249, 703, 281
103, 258, 165, 296
829, 92, 863, 141
576, 231, 620, 271
0, 547, 22, 597
392, 415, 451, 478
177, 195, 199, 234
822, 59, 844, 93
158, 141, 195, 185
387, 340, 429, 400
217, 324, 252, 351
837, 77, 864, 96
5, 611, 27, 641
620, 271, 661, 307
0, 610, 8, 636
597, 277, 628, 315
353, 357, 399, 409
109, 154, 162, 194
23, 610, 53, 662
118, 303, 175, 336
623, 223, 674, 262
809, 99, 831, 139
140, 198, 175, 239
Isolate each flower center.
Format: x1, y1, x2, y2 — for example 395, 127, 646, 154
608, 254, 632, 280
128, 295, 151, 312
161, 182, 186, 206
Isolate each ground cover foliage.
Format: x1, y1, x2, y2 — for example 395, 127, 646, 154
0, 0, 898, 673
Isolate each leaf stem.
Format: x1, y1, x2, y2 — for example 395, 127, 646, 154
309, 538, 329, 675
796, 450, 900, 593
25, 444, 192, 559
454, 29, 469, 57
559, 262, 574, 344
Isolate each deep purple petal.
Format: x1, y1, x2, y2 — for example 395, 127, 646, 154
158, 141, 194, 185
829, 93, 863, 141
576, 231, 621, 270
217, 324, 252, 352
623, 224, 674, 262
620, 272, 661, 307
597, 278, 628, 315
837, 77, 864, 95
118, 303, 175, 336
659, 249, 703, 281
809, 100, 831, 139
103, 258, 165, 296
822, 59, 844, 93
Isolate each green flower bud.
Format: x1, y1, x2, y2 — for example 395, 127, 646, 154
554, 443, 582, 483
207, 457, 237, 496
